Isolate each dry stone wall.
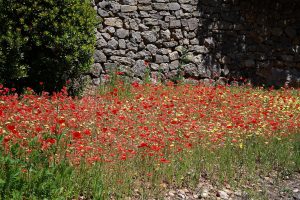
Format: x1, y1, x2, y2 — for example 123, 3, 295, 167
91, 0, 300, 87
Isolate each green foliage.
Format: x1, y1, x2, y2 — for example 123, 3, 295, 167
0, 0, 97, 95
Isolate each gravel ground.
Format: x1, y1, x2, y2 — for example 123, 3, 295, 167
162, 172, 300, 200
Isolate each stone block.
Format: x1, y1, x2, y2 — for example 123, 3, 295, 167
115, 28, 130, 39
120, 5, 138, 12
104, 18, 123, 28
170, 20, 181, 28
168, 3, 181, 10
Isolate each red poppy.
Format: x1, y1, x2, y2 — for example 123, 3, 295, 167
72, 131, 82, 139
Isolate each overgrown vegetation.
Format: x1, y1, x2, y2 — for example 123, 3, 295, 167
0, 80, 299, 199
0, 0, 97, 95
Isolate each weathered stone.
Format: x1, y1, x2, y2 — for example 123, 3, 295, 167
96, 38, 108, 48
181, 4, 194, 12
168, 3, 180, 10
191, 54, 203, 65
163, 41, 179, 48
174, 10, 184, 18
146, 44, 158, 54
120, 5, 138, 12
121, 0, 137, 5
126, 51, 136, 59
109, 2, 121, 13
172, 29, 183, 40
119, 39, 126, 49
110, 56, 134, 65
179, 0, 191, 3
150, 63, 160, 70
155, 55, 169, 63
138, 5, 152, 11
97, 8, 109, 17
94, 50, 107, 63
131, 31, 142, 43
138, 0, 151, 4
104, 18, 123, 28
158, 48, 170, 55
91, 63, 103, 77
169, 60, 180, 70
101, 33, 111, 40
139, 24, 149, 31
170, 20, 181, 28
169, 51, 179, 61
159, 63, 170, 73
161, 30, 171, 40
150, 13, 164, 20
138, 11, 149, 18
152, 3, 169, 10
102, 48, 113, 56
138, 42, 146, 50
127, 42, 139, 52
142, 31, 157, 43
107, 38, 119, 50
159, 11, 171, 16
159, 21, 169, 30
143, 18, 159, 26
190, 38, 199, 45
136, 50, 152, 60
132, 60, 148, 78
115, 28, 129, 39
183, 63, 199, 77
105, 26, 116, 34
175, 46, 186, 54
190, 45, 209, 53
187, 18, 199, 30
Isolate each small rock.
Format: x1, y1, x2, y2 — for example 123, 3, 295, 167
120, 5, 138, 12
143, 18, 159, 26
201, 189, 209, 198
107, 38, 119, 50
94, 50, 107, 63
187, 18, 199, 30
104, 18, 123, 28
161, 29, 171, 40
115, 28, 129, 39
169, 51, 179, 61
131, 31, 142, 43
217, 190, 229, 200
168, 2, 181, 10
170, 20, 181, 28
152, 3, 169, 10
142, 31, 157, 43
169, 190, 176, 197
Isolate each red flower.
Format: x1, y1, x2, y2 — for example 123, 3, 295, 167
138, 142, 149, 148
6, 124, 15, 132
116, 71, 124, 75
83, 129, 91, 135
45, 138, 56, 144
160, 158, 170, 163
72, 131, 82, 139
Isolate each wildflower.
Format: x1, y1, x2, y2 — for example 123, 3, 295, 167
72, 131, 82, 139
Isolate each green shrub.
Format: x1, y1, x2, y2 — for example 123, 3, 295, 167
0, 0, 97, 95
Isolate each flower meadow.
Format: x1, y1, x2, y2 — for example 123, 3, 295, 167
0, 81, 300, 199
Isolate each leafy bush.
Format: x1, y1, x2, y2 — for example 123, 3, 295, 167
0, 0, 97, 95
